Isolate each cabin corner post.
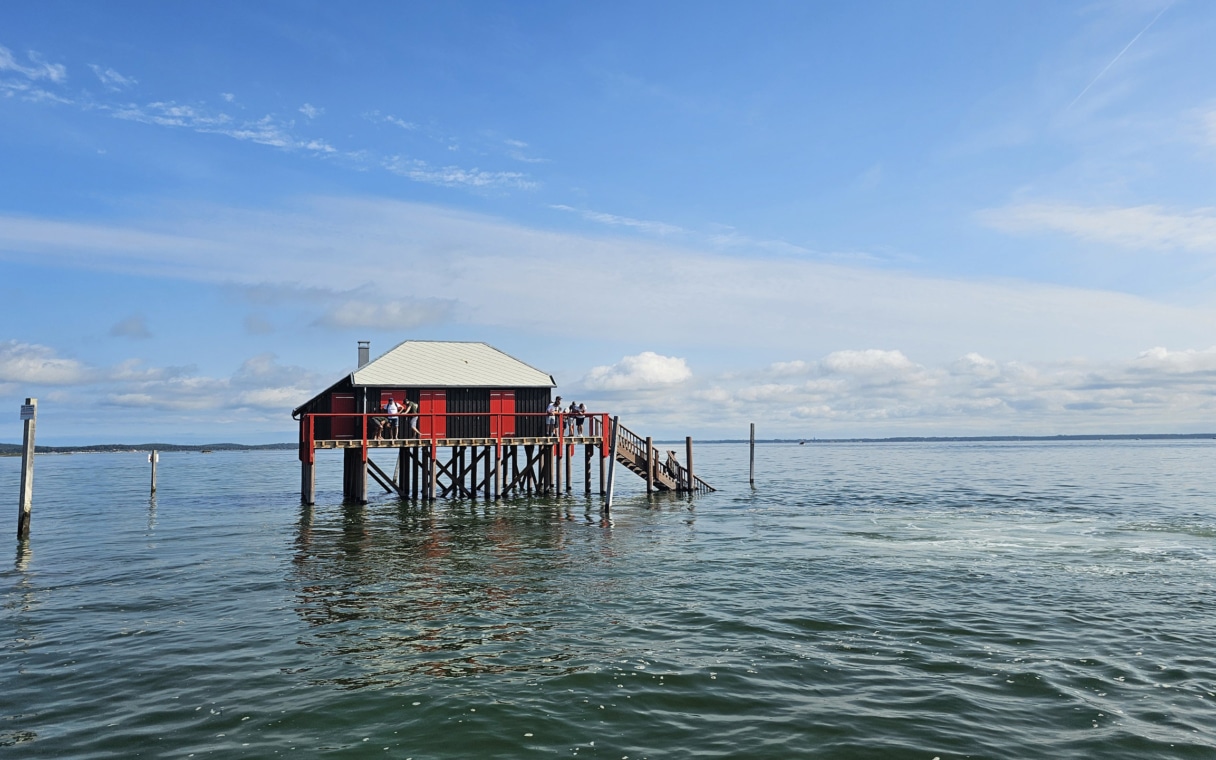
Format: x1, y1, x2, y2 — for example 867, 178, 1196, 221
301, 460, 316, 505
300, 414, 316, 505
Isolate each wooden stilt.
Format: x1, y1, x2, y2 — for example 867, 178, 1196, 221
599, 443, 606, 496
584, 444, 592, 495
412, 448, 420, 501
301, 460, 316, 505
494, 442, 502, 500
565, 444, 573, 492
428, 446, 437, 501
645, 436, 654, 495
686, 436, 695, 493
554, 444, 562, 494
399, 447, 409, 499
484, 445, 492, 500
524, 445, 533, 495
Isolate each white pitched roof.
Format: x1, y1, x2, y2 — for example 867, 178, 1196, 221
350, 341, 555, 388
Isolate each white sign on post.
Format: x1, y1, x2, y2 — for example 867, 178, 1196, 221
19, 404, 35, 421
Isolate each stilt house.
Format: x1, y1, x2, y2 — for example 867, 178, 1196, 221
292, 340, 713, 504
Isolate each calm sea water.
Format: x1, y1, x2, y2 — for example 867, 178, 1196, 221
2, 441, 1215, 758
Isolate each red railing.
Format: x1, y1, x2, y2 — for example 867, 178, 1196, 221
298, 410, 611, 463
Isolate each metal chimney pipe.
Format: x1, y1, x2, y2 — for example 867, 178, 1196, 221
357, 340, 370, 367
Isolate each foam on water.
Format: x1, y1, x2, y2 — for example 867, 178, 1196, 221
2, 441, 1215, 757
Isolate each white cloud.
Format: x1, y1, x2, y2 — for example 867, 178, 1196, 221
571, 345, 1216, 437
822, 349, 917, 375
584, 352, 692, 391
88, 63, 136, 90
0, 341, 92, 385
0, 45, 66, 82
980, 203, 1216, 252
3, 196, 1216, 376
299, 103, 322, 119
313, 299, 452, 330
1132, 346, 1216, 373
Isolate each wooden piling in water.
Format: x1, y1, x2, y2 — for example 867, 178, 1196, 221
749, 423, 756, 487
685, 436, 694, 493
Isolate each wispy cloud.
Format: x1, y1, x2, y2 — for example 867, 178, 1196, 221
5, 195, 1216, 413
3, 47, 540, 196
504, 138, 547, 163
88, 63, 136, 90
550, 204, 685, 236
385, 156, 538, 190
980, 203, 1216, 252
366, 110, 418, 130
0, 45, 67, 82
109, 101, 338, 152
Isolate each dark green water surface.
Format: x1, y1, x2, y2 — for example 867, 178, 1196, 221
2, 441, 1215, 758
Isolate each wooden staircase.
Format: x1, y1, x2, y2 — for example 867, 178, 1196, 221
611, 421, 715, 493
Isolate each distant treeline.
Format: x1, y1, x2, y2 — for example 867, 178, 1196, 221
0, 442, 297, 456
681, 433, 1216, 444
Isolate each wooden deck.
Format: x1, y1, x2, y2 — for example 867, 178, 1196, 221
315, 435, 606, 449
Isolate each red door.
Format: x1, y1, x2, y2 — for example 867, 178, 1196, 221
490, 390, 516, 437
332, 393, 356, 439
418, 390, 447, 437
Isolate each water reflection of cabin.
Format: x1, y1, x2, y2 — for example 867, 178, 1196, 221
292, 340, 714, 505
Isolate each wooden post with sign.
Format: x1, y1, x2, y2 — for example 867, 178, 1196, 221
17, 399, 36, 539
149, 450, 159, 494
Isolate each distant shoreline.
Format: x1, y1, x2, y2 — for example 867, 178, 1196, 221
3, 433, 1215, 456
693, 433, 1216, 444
0, 442, 297, 456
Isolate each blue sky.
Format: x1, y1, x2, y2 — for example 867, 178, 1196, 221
3, 0, 1216, 443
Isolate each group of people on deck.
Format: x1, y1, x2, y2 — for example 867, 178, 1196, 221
373, 396, 420, 440
546, 396, 587, 436
374, 394, 589, 440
